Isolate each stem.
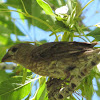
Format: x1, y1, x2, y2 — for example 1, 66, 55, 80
77, 0, 94, 17
22, 68, 27, 84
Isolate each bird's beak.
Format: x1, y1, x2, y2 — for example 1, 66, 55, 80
1, 53, 12, 62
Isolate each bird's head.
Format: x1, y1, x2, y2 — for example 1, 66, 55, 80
1, 43, 35, 65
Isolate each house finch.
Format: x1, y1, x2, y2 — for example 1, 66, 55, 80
1, 41, 100, 99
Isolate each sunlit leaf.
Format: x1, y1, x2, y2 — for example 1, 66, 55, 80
17, 9, 25, 23
0, 77, 32, 100
36, 0, 54, 15
87, 28, 100, 41
34, 77, 47, 100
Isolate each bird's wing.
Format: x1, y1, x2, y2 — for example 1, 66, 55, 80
31, 42, 97, 61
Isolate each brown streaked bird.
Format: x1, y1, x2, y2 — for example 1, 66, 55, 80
1, 42, 100, 78
1, 41, 100, 100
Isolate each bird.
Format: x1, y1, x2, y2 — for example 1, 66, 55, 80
1, 42, 100, 78
1, 41, 100, 100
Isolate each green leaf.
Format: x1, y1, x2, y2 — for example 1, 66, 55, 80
0, 35, 9, 45
36, 0, 54, 15
0, 70, 11, 83
0, 76, 32, 100
17, 9, 25, 23
0, 15, 25, 36
34, 77, 47, 100
87, 28, 100, 41
67, 0, 73, 13
96, 78, 100, 96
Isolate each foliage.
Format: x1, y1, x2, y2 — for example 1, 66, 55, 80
0, 0, 100, 100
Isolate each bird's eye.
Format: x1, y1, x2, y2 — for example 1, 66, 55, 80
12, 47, 18, 52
